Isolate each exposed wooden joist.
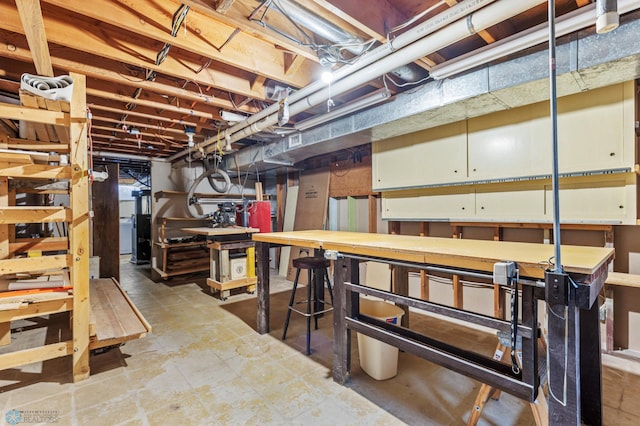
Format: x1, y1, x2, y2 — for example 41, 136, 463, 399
0, 163, 71, 179
42, 0, 316, 89
181, 0, 318, 61
91, 115, 195, 137
88, 104, 200, 129
15, 0, 54, 76
0, 34, 259, 113
213, 0, 236, 14
0, 0, 266, 100
86, 87, 219, 121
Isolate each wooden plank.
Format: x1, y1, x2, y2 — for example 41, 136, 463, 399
5, 139, 70, 152
20, 92, 52, 141
0, 206, 70, 224
0, 176, 7, 260
278, 185, 298, 277
181, 226, 259, 236
9, 237, 68, 255
0, 103, 67, 126
69, 72, 90, 382
0, 322, 9, 346
0, 255, 68, 274
605, 272, 640, 288
287, 169, 330, 283
0, 164, 71, 179
44, 99, 71, 143
419, 222, 429, 301
15, 0, 54, 76
0, 341, 73, 371
254, 231, 615, 279
0, 295, 72, 322
92, 163, 119, 281
329, 155, 374, 197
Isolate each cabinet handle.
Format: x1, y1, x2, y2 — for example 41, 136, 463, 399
461, 207, 465, 210
619, 205, 624, 209
481, 206, 485, 210
610, 152, 616, 156
473, 168, 477, 172
454, 170, 458, 173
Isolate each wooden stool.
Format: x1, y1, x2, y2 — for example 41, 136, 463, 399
282, 256, 334, 355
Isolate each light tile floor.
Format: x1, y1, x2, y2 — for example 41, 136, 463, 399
0, 258, 638, 425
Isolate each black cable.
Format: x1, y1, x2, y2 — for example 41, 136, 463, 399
509, 273, 520, 375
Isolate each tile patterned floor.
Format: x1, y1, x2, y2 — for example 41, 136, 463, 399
0, 259, 638, 425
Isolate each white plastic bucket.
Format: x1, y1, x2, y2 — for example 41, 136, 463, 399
357, 298, 404, 380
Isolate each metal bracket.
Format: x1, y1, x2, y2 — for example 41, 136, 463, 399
545, 270, 568, 306
324, 250, 342, 260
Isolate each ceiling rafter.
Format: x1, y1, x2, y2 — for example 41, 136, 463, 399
41, 0, 318, 89
0, 0, 266, 101
0, 33, 259, 113
15, 0, 53, 76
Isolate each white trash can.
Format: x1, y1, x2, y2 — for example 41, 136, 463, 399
357, 298, 404, 380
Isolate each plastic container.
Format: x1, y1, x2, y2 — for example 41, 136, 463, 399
357, 298, 404, 380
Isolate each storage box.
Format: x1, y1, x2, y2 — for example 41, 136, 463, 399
230, 257, 247, 280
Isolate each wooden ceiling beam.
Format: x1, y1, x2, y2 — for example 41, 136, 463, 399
88, 104, 202, 130
180, 0, 319, 61
41, 0, 317, 89
0, 0, 265, 100
91, 115, 196, 137
91, 125, 197, 145
14, 0, 53, 76
0, 32, 259, 113
86, 87, 220, 121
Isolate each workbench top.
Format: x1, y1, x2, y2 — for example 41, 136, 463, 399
181, 226, 260, 236
253, 230, 614, 279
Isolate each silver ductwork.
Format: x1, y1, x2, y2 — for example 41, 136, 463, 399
270, 0, 427, 82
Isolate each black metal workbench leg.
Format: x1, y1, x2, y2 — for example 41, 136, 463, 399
256, 242, 270, 334
580, 298, 603, 425
548, 285, 580, 425
332, 257, 357, 384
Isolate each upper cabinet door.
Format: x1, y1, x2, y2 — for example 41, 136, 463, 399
373, 121, 467, 191
468, 104, 551, 181
556, 82, 634, 174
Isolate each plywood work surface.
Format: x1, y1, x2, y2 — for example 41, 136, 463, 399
89, 278, 150, 349
254, 230, 614, 279
181, 226, 260, 236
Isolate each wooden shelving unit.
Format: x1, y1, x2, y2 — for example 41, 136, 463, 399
0, 72, 90, 381
152, 217, 210, 279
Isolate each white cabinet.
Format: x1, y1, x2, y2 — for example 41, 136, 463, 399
468, 103, 550, 180
557, 83, 634, 173
544, 174, 635, 223
475, 184, 545, 221
382, 188, 475, 220
373, 121, 467, 190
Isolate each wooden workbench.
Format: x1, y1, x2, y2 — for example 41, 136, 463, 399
253, 230, 614, 425
183, 227, 260, 299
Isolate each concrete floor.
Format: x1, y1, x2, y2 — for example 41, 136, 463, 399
0, 258, 639, 425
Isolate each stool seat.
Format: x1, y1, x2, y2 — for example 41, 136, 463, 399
282, 255, 334, 355
292, 256, 330, 269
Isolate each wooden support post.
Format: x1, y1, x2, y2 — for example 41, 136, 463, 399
452, 225, 463, 308
493, 225, 504, 318
420, 222, 429, 300
69, 72, 90, 382
0, 176, 7, 260
368, 194, 377, 234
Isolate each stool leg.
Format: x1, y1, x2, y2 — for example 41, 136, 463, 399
306, 268, 312, 355
282, 268, 301, 341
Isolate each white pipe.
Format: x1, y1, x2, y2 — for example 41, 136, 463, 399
217, 0, 546, 152
92, 150, 161, 162
168, 0, 500, 162
430, 0, 638, 79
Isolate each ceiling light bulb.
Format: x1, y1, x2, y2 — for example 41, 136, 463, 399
321, 71, 334, 84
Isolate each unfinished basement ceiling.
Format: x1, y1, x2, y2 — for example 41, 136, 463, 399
0, 0, 634, 163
